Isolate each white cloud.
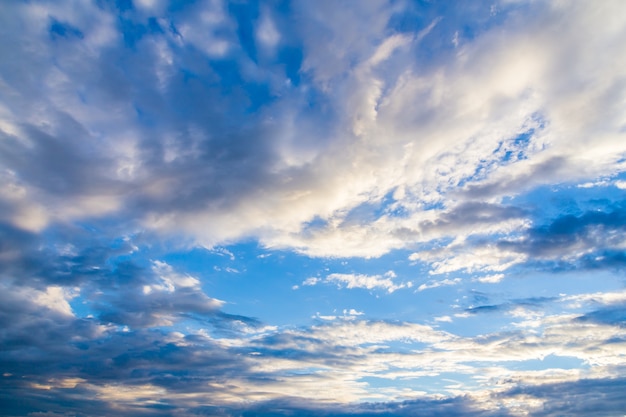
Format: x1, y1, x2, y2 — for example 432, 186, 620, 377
134, 0, 167, 14
615, 180, 626, 189
472, 274, 505, 284
344, 308, 364, 316
304, 271, 411, 293
221, 308, 626, 405
177, 0, 234, 58
417, 278, 461, 292
562, 289, 626, 308
411, 243, 526, 275
151, 260, 202, 291
3, 0, 624, 267
302, 277, 321, 286
33, 286, 77, 317
256, 11, 280, 49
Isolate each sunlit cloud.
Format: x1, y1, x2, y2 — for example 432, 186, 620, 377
303, 270, 412, 293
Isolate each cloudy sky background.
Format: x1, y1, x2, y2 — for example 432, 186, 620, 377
1, 0, 626, 415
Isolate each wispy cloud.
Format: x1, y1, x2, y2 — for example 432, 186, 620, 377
418, 278, 462, 292
303, 271, 412, 293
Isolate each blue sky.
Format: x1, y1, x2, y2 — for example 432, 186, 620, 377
1, 0, 626, 415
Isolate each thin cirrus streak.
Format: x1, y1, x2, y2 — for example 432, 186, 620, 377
1, 0, 626, 416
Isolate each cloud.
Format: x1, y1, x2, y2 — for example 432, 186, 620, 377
498, 377, 626, 417
2, 240, 626, 416
411, 241, 526, 275
418, 278, 462, 292
303, 271, 412, 293
1, 0, 624, 263
3, 311, 624, 415
473, 274, 504, 284
256, 9, 280, 50
312, 309, 364, 322
563, 289, 626, 307
576, 306, 626, 327
496, 205, 626, 270
302, 276, 322, 286
2, 0, 626, 416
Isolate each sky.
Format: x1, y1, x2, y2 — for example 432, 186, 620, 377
1, 0, 626, 416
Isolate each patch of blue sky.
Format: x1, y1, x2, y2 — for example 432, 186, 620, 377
496, 128, 535, 164
229, 1, 260, 62
118, 15, 149, 48
302, 284, 416, 325
94, 0, 167, 47
467, 354, 586, 372
614, 170, 626, 183
387, 3, 492, 64
457, 128, 539, 189
424, 268, 626, 337
435, 309, 519, 338
375, 189, 412, 219
156, 240, 461, 326
49, 19, 84, 40
340, 196, 397, 226
152, 234, 614, 339
488, 269, 624, 313
111, 0, 133, 13
507, 179, 626, 230
362, 371, 481, 396
277, 45, 303, 86
368, 339, 431, 354
502, 271, 579, 300
283, 367, 331, 377
69, 297, 95, 319
301, 215, 328, 231
161, 242, 333, 325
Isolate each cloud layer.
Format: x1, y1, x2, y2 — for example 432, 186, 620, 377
1, 0, 626, 416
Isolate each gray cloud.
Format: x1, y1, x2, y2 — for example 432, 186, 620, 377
499, 377, 626, 417
497, 204, 626, 269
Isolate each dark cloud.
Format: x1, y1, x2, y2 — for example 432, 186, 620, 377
466, 304, 502, 314
499, 377, 626, 417
419, 202, 527, 234
234, 396, 508, 417
498, 204, 626, 269
0, 0, 291, 236
3, 370, 626, 417
0, 223, 39, 276
576, 305, 626, 327
461, 157, 568, 200
466, 296, 557, 315
0, 321, 256, 415
0, 380, 501, 417
0, 230, 263, 413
